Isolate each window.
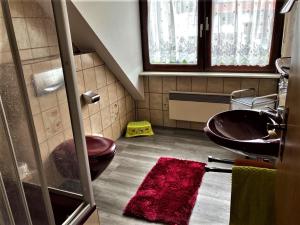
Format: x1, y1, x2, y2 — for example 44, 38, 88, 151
140, 0, 284, 72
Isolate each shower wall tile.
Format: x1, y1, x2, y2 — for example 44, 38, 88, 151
26, 18, 48, 48
83, 68, 97, 91
75, 55, 82, 71
12, 18, 31, 49
108, 83, 118, 104
81, 53, 94, 69
33, 114, 46, 143
42, 107, 63, 138
106, 68, 116, 85
92, 53, 104, 66
95, 66, 107, 88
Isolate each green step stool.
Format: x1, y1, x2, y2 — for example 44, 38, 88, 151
125, 121, 154, 138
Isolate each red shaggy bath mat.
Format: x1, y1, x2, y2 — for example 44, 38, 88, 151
123, 157, 206, 225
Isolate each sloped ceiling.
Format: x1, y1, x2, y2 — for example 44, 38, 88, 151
67, 0, 144, 100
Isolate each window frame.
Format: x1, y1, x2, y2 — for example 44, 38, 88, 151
139, 0, 285, 73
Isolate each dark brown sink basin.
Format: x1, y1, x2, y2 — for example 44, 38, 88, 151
204, 110, 280, 158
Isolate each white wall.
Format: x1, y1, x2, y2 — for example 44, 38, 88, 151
68, 0, 144, 100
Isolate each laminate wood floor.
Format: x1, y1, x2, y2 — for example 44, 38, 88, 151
92, 128, 240, 225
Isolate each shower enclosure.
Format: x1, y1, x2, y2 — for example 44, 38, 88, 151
0, 0, 95, 224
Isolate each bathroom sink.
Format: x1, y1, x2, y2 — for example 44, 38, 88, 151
204, 110, 280, 158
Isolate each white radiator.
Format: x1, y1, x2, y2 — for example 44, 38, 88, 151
169, 91, 230, 123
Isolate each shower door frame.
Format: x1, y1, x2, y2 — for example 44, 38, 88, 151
1, 0, 95, 224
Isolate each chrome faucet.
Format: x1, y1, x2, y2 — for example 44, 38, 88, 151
259, 106, 288, 130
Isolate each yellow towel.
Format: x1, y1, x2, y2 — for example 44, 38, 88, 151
230, 166, 276, 225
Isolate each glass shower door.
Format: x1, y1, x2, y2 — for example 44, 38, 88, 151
1, 0, 95, 224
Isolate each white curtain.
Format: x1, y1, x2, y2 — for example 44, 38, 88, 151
211, 0, 276, 66
148, 0, 198, 64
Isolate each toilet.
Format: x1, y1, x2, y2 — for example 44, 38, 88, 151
53, 135, 116, 180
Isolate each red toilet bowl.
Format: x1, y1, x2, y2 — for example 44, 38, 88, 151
53, 136, 116, 180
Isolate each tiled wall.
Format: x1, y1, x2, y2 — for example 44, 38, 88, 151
25, 52, 135, 186
0, 0, 59, 64
137, 76, 278, 130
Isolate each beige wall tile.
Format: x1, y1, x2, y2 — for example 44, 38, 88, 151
192, 77, 207, 92
9, 1, 24, 18
125, 95, 134, 112
33, 113, 46, 143
19, 49, 32, 61
112, 120, 121, 141
177, 77, 192, 92
26, 84, 40, 115
116, 82, 125, 100
207, 78, 224, 93
39, 142, 49, 163
223, 78, 241, 94
74, 55, 82, 71
0, 19, 10, 52
149, 93, 162, 110
64, 127, 73, 140
241, 78, 259, 95
83, 68, 97, 91
44, 19, 57, 47
163, 111, 176, 128
108, 83, 118, 104
119, 115, 128, 133
162, 94, 169, 111
90, 112, 103, 135
59, 102, 71, 129
176, 121, 191, 129
56, 87, 67, 104
31, 47, 50, 59
101, 106, 112, 129
137, 92, 149, 109
137, 109, 150, 121
110, 102, 119, 123
26, 18, 48, 48
127, 111, 135, 122
81, 103, 89, 119
149, 77, 162, 93
103, 126, 113, 140
83, 117, 92, 135
88, 101, 100, 115
163, 77, 176, 93
258, 79, 278, 96
99, 86, 110, 110
81, 53, 94, 69
47, 132, 64, 154
42, 107, 63, 138
150, 110, 163, 126
76, 71, 85, 95
22, 0, 44, 18
95, 66, 107, 88
118, 98, 126, 117
92, 53, 104, 66
12, 18, 31, 49
38, 92, 57, 112
0, 52, 13, 64
105, 68, 116, 85
143, 76, 149, 93
32, 60, 52, 74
